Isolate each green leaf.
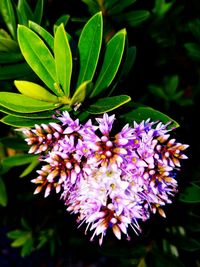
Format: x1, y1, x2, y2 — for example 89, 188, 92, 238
17, 0, 34, 26
87, 95, 131, 114
29, 21, 54, 52
33, 0, 44, 24
0, 137, 28, 150
165, 75, 179, 95
11, 232, 31, 247
179, 183, 200, 203
2, 154, 38, 168
0, 0, 16, 39
119, 46, 136, 79
120, 106, 179, 129
7, 230, 27, 239
54, 24, 72, 97
21, 238, 33, 257
14, 80, 58, 102
20, 159, 39, 178
53, 14, 70, 33
77, 12, 103, 87
0, 92, 60, 113
0, 176, 8, 207
149, 85, 168, 100
0, 37, 19, 52
0, 62, 33, 80
0, 52, 24, 63
116, 10, 150, 27
91, 29, 126, 97
108, 0, 137, 15
1, 115, 58, 127
17, 25, 61, 95
70, 80, 93, 106
184, 43, 200, 61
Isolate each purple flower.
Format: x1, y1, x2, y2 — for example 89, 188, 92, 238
19, 111, 189, 245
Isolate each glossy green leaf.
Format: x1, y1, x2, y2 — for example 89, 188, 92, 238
17, 26, 61, 95
14, 80, 58, 102
77, 12, 103, 87
0, 0, 16, 39
70, 80, 93, 106
0, 92, 60, 113
2, 154, 39, 168
116, 10, 150, 26
29, 21, 54, 52
33, 0, 44, 24
91, 29, 126, 97
179, 183, 200, 203
87, 95, 131, 114
54, 24, 72, 96
20, 159, 40, 178
1, 115, 58, 127
120, 106, 179, 129
0, 52, 23, 63
0, 62, 33, 80
0, 176, 8, 207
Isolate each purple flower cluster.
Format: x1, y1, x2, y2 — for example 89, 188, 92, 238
20, 112, 188, 245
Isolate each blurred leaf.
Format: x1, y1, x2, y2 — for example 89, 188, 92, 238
148, 85, 168, 100
0, 52, 23, 63
77, 11, 103, 87
0, 62, 33, 80
119, 46, 136, 79
184, 43, 200, 61
115, 10, 150, 27
29, 21, 54, 52
70, 80, 93, 106
153, 0, 174, 17
0, 176, 8, 207
87, 95, 131, 113
0, 37, 19, 52
120, 106, 179, 129
0, 0, 16, 39
7, 230, 27, 239
11, 232, 31, 247
21, 238, 33, 257
33, 0, 44, 25
0, 137, 28, 150
179, 183, 200, 203
54, 24, 72, 97
147, 251, 185, 267
2, 154, 38, 168
0, 92, 60, 113
1, 115, 58, 127
20, 158, 39, 178
108, 0, 137, 15
14, 80, 58, 102
53, 14, 70, 33
17, 0, 34, 26
81, 0, 100, 14
17, 25, 61, 95
91, 29, 126, 97
165, 75, 179, 95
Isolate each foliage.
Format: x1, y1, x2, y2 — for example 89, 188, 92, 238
0, 0, 199, 266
